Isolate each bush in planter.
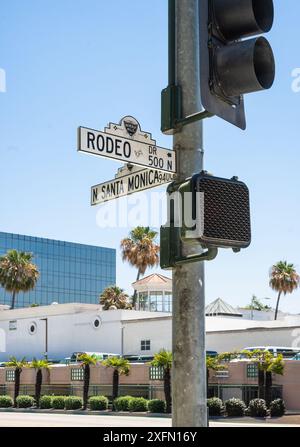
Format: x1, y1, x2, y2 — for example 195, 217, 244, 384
89, 396, 108, 411
225, 398, 246, 417
39, 395, 52, 409
16, 395, 35, 408
270, 399, 285, 417
65, 396, 83, 410
248, 398, 268, 417
52, 396, 66, 409
207, 397, 223, 416
114, 396, 133, 411
148, 399, 166, 414
128, 397, 148, 412
0, 395, 13, 408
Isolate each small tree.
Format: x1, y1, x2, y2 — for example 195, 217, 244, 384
243, 350, 284, 406
120, 226, 159, 306
102, 357, 130, 407
0, 250, 39, 309
78, 353, 98, 410
30, 358, 50, 408
151, 350, 172, 413
5, 357, 27, 407
269, 261, 300, 320
99, 286, 132, 310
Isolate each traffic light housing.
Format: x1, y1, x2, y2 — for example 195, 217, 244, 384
199, 0, 275, 129
160, 172, 251, 269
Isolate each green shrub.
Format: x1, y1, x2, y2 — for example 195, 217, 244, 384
65, 396, 83, 410
89, 396, 108, 411
52, 396, 66, 409
0, 395, 13, 408
148, 399, 166, 414
248, 398, 268, 417
269, 399, 285, 417
207, 397, 223, 416
39, 395, 52, 409
114, 396, 133, 411
16, 395, 35, 408
128, 397, 148, 412
225, 398, 246, 417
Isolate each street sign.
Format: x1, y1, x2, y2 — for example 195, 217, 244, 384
91, 164, 174, 206
78, 116, 176, 173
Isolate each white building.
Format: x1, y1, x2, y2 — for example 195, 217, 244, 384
0, 302, 300, 361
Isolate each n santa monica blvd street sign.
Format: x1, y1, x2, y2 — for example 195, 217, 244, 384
78, 116, 176, 174
91, 164, 175, 206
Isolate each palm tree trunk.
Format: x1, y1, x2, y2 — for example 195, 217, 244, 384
274, 291, 282, 320
112, 369, 119, 409
265, 371, 273, 407
258, 369, 265, 399
11, 290, 17, 310
164, 368, 172, 414
35, 369, 42, 407
132, 269, 141, 308
83, 364, 90, 410
14, 368, 21, 407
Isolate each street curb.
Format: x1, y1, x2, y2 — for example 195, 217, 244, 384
0, 408, 171, 418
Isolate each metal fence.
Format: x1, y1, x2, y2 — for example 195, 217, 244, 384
208, 384, 283, 405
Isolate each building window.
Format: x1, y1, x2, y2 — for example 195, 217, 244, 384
149, 366, 164, 381
247, 364, 258, 378
6, 370, 15, 382
71, 368, 84, 381
141, 340, 151, 351
28, 322, 37, 335
93, 316, 102, 329
9, 320, 17, 331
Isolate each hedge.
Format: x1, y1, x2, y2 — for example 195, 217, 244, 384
128, 397, 148, 412
88, 396, 109, 411
147, 399, 166, 414
64, 396, 83, 410
16, 395, 35, 408
0, 395, 13, 408
114, 396, 133, 411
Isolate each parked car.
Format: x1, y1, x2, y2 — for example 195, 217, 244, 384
243, 346, 300, 359
70, 352, 120, 363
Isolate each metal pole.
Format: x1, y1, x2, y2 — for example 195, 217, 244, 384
171, 0, 207, 427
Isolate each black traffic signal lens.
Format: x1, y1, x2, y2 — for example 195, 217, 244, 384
215, 36, 275, 97
253, 36, 275, 90
214, 0, 274, 41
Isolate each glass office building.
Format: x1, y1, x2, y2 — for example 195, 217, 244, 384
0, 232, 116, 308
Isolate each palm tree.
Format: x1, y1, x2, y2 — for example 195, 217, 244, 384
5, 356, 27, 407
78, 353, 98, 410
0, 250, 39, 309
121, 226, 159, 306
30, 358, 50, 408
269, 261, 300, 320
99, 286, 131, 310
243, 349, 284, 405
151, 350, 172, 413
102, 357, 130, 407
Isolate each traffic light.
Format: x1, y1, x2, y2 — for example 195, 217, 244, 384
199, 0, 275, 129
160, 172, 251, 269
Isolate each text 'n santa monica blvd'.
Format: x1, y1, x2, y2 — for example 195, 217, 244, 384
91, 165, 174, 205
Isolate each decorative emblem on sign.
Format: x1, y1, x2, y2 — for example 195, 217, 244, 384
124, 120, 138, 137
104, 116, 156, 145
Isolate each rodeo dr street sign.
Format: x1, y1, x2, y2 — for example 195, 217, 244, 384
78, 116, 176, 173
91, 164, 174, 206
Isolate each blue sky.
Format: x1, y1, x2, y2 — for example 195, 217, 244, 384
1, 0, 300, 313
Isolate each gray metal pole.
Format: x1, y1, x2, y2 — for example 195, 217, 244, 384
172, 0, 207, 427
